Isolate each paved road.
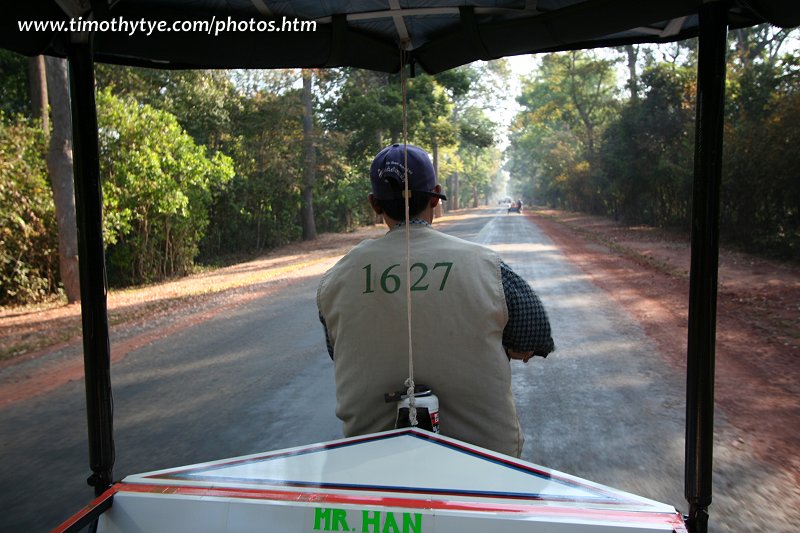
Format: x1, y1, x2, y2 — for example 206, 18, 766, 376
439, 209, 686, 507
468, 211, 686, 497
0, 207, 760, 531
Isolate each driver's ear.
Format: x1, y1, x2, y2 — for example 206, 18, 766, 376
368, 193, 383, 214
430, 185, 442, 207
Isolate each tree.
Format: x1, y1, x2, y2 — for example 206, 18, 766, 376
407, 71, 462, 176
0, 49, 28, 116
600, 63, 695, 226
312, 130, 375, 233
722, 26, 800, 257
456, 107, 498, 207
201, 74, 306, 257
0, 115, 56, 305
28, 56, 48, 131
45, 56, 80, 302
324, 68, 399, 162
322, 67, 467, 213
618, 45, 641, 102
96, 89, 234, 285
557, 51, 619, 159
507, 51, 618, 212
301, 69, 317, 241
0, 51, 80, 303
96, 66, 239, 151
94, 65, 313, 261
429, 62, 509, 210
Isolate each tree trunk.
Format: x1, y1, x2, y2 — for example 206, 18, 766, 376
453, 172, 460, 210
45, 56, 81, 303
624, 45, 639, 102
301, 69, 317, 241
431, 137, 444, 218
28, 56, 49, 131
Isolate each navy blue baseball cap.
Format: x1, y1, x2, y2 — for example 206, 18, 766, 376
370, 144, 447, 201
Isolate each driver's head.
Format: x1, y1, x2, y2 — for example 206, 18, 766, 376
369, 144, 446, 220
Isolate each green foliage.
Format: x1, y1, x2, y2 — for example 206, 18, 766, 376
323, 67, 467, 163
406, 74, 457, 148
0, 50, 29, 116
507, 29, 800, 259
507, 51, 618, 211
313, 131, 374, 233
96, 89, 234, 285
456, 107, 501, 207
0, 114, 58, 304
323, 68, 401, 161
5, 28, 798, 307
96, 66, 240, 150
601, 63, 695, 227
723, 30, 800, 258
199, 84, 304, 258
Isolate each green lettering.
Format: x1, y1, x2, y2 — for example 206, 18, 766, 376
314, 508, 331, 531
403, 513, 422, 533
380, 264, 401, 293
382, 511, 400, 533
433, 262, 453, 290
363, 264, 374, 293
410, 263, 429, 291
332, 509, 349, 531
362, 510, 381, 533
365, 262, 454, 294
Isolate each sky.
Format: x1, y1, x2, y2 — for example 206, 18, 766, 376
495, 54, 541, 150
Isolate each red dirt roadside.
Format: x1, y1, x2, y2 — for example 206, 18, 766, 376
0, 226, 385, 405
1, 207, 797, 481
525, 208, 799, 484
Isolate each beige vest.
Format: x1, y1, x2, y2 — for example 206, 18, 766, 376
317, 225, 523, 457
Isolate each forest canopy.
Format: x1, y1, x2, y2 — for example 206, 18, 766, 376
0, 25, 797, 305
506, 26, 799, 259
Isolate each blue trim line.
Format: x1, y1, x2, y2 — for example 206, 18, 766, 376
151, 430, 625, 504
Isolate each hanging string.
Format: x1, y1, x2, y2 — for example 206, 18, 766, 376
400, 42, 417, 427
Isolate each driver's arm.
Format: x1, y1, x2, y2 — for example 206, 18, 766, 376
500, 261, 555, 362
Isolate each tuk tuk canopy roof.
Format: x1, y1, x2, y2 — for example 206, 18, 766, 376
3, 0, 800, 73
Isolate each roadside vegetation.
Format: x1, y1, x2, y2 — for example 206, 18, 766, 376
0, 25, 797, 307
506, 26, 799, 259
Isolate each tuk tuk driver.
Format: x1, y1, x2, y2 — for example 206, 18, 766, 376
317, 144, 554, 458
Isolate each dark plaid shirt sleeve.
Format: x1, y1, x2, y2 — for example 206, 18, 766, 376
501, 261, 555, 357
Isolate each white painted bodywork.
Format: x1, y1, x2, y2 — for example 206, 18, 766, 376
90, 429, 686, 532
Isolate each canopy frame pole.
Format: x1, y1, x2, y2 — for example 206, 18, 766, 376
684, 2, 727, 532
68, 33, 115, 498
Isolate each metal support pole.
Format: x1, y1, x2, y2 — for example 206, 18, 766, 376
68, 37, 115, 497
684, 2, 727, 532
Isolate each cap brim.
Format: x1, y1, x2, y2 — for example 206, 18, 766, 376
414, 190, 448, 201
376, 190, 447, 201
